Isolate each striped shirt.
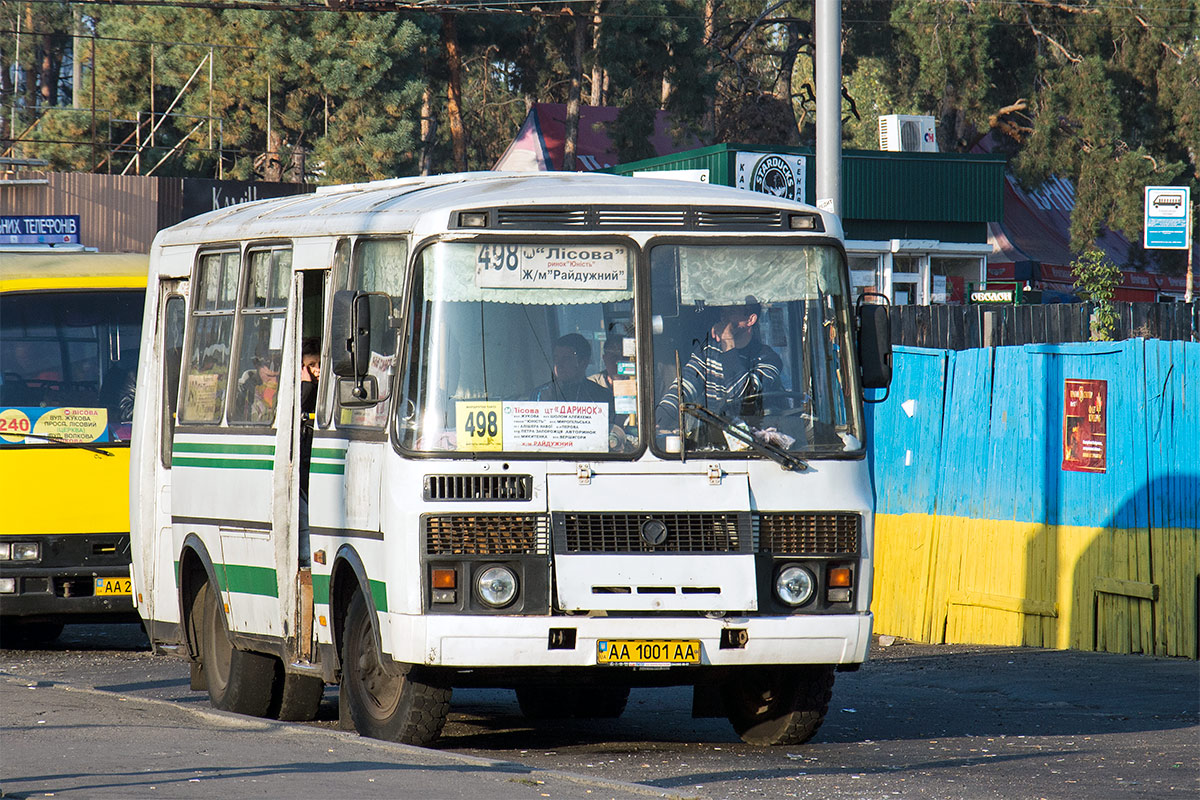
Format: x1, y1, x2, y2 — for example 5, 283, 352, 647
656, 338, 783, 429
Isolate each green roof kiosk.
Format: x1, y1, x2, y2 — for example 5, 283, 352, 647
610, 143, 1005, 305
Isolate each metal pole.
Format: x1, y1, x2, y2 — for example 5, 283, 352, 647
90, 32, 97, 171
815, 0, 842, 217
208, 46, 214, 154
72, 5, 83, 109
13, 7, 20, 139
1186, 201, 1194, 304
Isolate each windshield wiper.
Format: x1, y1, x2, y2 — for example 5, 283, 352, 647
5, 431, 113, 457
680, 403, 808, 472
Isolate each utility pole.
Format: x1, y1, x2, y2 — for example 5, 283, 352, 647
814, 0, 842, 217
72, 5, 83, 108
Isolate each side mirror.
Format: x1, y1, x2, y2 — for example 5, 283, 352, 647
337, 375, 380, 408
856, 295, 893, 393
331, 290, 374, 380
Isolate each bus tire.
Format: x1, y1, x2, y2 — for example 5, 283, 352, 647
269, 660, 325, 721
722, 665, 835, 746
195, 581, 275, 717
339, 592, 450, 746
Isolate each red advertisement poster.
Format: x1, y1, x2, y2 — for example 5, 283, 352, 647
1062, 379, 1107, 473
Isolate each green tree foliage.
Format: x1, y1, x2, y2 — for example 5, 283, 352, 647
2, 0, 1194, 271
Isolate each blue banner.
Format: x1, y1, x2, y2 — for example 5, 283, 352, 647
0, 215, 82, 245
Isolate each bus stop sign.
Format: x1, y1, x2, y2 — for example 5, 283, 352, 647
1143, 186, 1190, 249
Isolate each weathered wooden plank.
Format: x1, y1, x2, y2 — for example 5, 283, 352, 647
948, 589, 1058, 618
1094, 575, 1160, 601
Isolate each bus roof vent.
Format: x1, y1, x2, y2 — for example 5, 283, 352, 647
495, 208, 588, 228
423, 474, 534, 502
696, 208, 784, 230
594, 208, 688, 228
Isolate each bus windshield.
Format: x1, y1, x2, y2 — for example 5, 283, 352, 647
398, 241, 638, 455
649, 243, 862, 457
0, 290, 143, 444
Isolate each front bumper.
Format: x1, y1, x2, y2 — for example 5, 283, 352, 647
385, 611, 873, 668
0, 534, 136, 623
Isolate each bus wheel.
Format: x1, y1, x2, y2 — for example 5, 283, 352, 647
339, 592, 450, 745
722, 665, 835, 746
194, 582, 275, 717
269, 660, 325, 722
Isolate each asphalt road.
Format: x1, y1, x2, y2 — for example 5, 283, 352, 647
1, 624, 1197, 799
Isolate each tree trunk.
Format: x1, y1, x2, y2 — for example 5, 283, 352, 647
419, 85, 437, 176
776, 20, 803, 145
23, 4, 38, 111
589, 0, 603, 106
442, 13, 467, 172
702, 0, 716, 133
562, 5, 586, 171
1, 42, 13, 140
40, 33, 65, 107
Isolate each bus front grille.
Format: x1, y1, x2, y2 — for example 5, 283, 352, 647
423, 474, 534, 502
755, 513, 860, 555
554, 512, 750, 553
423, 514, 549, 555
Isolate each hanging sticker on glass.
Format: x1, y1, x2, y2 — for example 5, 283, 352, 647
456, 401, 503, 451
475, 244, 628, 290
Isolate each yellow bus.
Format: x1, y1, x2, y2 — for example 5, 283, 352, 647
0, 249, 148, 644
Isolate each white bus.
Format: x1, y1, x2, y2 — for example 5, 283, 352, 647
129, 172, 892, 746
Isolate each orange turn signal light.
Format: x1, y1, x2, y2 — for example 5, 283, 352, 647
431, 568, 457, 589
828, 567, 852, 587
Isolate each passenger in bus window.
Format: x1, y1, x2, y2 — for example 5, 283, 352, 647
588, 337, 624, 392
655, 296, 782, 432
237, 354, 281, 423
529, 333, 613, 406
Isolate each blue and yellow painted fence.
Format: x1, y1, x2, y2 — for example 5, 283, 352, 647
866, 339, 1199, 658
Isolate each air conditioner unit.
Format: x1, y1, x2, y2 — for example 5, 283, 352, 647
879, 115, 938, 153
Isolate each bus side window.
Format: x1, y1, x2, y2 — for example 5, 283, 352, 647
180, 251, 239, 424
159, 295, 186, 467
229, 248, 291, 425
319, 239, 350, 430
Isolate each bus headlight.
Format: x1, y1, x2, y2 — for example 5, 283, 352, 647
774, 564, 815, 606
6, 542, 40, 562
476, 566, 518, 608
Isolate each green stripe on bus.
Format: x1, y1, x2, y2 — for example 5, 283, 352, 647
311, 447, 346, 460
223, 564, 279, 598
312, 573, 331, 606
310, 463, 345, 474
308, 574, 386, 612
173, 442, 276, 455
172, 456, 275, 470
370, 580, 388, 613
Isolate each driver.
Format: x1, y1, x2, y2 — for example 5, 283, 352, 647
655, 296, 782, 431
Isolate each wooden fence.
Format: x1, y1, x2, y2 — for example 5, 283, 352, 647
865, 339, 1199, 658
891, 301, 1198, 350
